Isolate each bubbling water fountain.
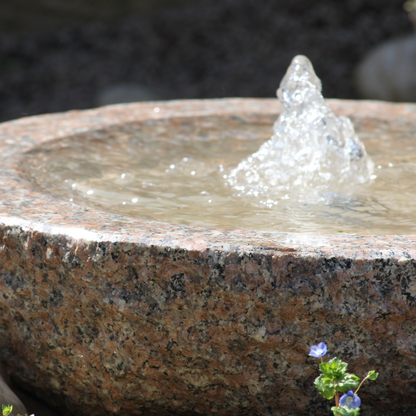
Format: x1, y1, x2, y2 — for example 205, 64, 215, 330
1, 57, 416, 416
228, 55, 374, 196
22, 56, 416, 234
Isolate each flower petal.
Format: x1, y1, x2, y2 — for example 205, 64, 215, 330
309, 342, 327, 357
340, 390, 361, 409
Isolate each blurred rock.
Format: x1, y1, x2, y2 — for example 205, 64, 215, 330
0, 363, 28, 416
96, 83, 161, 106
403, 1, 416, 32
354, 35, 416, 102
14, 389, 59, 416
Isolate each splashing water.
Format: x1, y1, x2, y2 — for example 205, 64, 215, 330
227, 55, 374, 198
27, 55, 416, 235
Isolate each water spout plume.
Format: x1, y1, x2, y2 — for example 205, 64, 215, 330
228, 55, 374, 197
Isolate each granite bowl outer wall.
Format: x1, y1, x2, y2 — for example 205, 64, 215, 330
0, 99, 416, 416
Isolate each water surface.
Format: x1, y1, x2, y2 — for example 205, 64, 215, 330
23, 114, 416, 235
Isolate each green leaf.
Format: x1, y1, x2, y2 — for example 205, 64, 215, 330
2, 405, 13, 416
319, 357, 348, 379
317, 356, 359, 395
331, 405, 360, 416
336, 373, 360, 392
368, 370, 379, 380
314, 375, 336, 399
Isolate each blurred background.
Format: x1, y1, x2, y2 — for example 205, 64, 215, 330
0, 0, 414, 123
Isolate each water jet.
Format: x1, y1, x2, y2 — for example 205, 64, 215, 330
0, 57, 416, 415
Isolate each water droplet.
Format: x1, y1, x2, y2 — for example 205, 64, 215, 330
87, 190, 94, 195
154, 107, 160, 113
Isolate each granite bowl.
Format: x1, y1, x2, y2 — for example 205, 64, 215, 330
0, 98, 416, 416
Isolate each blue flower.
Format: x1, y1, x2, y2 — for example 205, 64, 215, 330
340, 390, 361, 409
309, 342, 327, 358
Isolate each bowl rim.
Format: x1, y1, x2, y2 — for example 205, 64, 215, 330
1, 97, 416, 259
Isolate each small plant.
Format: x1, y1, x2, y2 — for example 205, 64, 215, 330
309, 342, 378, 416
1, 406, 12, 416
2, 404, 34, 416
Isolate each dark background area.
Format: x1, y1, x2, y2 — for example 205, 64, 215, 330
0, 0, 413, 123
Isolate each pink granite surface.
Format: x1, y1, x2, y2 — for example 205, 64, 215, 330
0, 98, 416, 415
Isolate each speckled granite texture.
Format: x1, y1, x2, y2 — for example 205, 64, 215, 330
1, 99, 416, 416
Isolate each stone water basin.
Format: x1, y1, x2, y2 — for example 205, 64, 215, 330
0, 98, 416, 416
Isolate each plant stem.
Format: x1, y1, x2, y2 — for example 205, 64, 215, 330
335, 390, 339, 407
355, 375, 369, 395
